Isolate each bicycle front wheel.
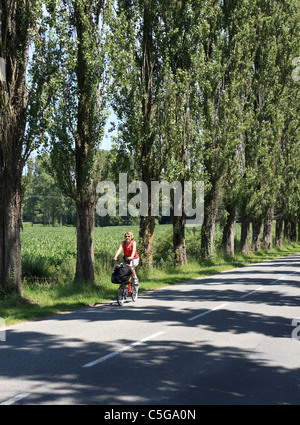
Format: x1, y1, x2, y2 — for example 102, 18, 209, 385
131, 285, 138, 302
117, 286, 125, 306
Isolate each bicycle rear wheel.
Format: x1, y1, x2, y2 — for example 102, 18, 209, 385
117, 286, 125, 306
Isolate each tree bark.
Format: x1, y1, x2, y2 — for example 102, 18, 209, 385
138, 0, 156, 267
284, 219, 291, 241
291, 220, 297, 242
0, 0, 33, 297
0, 181, 23, 296
275, 218, 283, 247
173, 214, 187, 266
139, 215, 155, 267
285, 219, 297, 242
241, 214, 250, 254
73, 1, 97, 282
74, 199, 95, 283
222, 206, 237, 256
201, 186, 218, 258
138, 158, 155, 266
252, 217, 262, 251
263, 206, 274, 249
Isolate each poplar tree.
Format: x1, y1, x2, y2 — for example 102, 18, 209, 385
192, 0, 242, 258
0, 0, 47, 297
276, 83, 300, 244
220, 0, 255, 256
238, 0, 299, 252
110, 0, 169, 266
157, 0, 198, 265
45, 0, 111, 282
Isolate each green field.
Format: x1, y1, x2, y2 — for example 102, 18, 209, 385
1, 224, 299, 326
20, 223, 203, 279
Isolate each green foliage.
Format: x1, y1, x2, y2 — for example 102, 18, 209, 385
40, 0, 113, 199
22, 154, 76, 225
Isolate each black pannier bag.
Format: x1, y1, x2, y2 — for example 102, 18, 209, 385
111, 263, 132, 284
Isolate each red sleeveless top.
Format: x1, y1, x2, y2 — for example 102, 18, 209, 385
122, 241, 139, 259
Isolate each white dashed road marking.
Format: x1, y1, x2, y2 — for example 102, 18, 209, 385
82, 331, 165, 368
0, 393, 30, 405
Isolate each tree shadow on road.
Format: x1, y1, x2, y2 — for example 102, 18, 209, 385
0, 327, 299, 405
1, 254, 300, 405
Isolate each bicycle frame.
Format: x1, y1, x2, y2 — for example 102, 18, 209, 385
117, 279, 138, 306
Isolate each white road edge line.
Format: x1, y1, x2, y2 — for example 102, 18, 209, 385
240, 287, 263, 299
240, 268, 300, 299
82, 331, 165, 368
269, 269, 300, 285
0, 393, 30, 405
188, 303, 228, 321
188, 269, 300, 321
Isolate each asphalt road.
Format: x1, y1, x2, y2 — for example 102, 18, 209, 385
1, 253, 300, 406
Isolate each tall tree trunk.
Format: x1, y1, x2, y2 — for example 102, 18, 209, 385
138, 0, 156, 267
291, 220, 297, 242
252, 217, 262, 251
263, 206, 274, 249
139, 215, 155, 267
138, 164, 155, 266
285, 218, 298, 242
138, 166, 156, 267
201, 186, 218, 258
73, 2, 96, 282
74, 198, 95, 283
222, 205, 237, 256
0, 0, 34, 297
166, 0, 190, 266
241, 214, 250, 254
172, 107, 188, 266
284, 219, 291, 241
275, 218, 283, 247
0, 181, 23, 296
173, 214, 187, 266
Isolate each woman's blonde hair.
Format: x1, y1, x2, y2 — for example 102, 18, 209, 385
124, 231, 134, 239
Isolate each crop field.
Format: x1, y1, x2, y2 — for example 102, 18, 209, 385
20, 224, 181, 282
19, 222, 269, 281
21, 221, 298, 279
21, 225, 159, 273
21, 225, 134, 281
20, 224, 203, 272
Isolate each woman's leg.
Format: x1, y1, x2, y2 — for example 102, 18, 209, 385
130, 267, 136, 277
130, 259, 139, 284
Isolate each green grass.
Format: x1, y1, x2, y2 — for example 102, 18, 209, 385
1, 224, 299, 326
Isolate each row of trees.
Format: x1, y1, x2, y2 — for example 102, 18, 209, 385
109, 0, 300, 262
1, 0, 300, 299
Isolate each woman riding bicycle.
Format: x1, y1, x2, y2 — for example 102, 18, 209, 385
113, 232, 139, 285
